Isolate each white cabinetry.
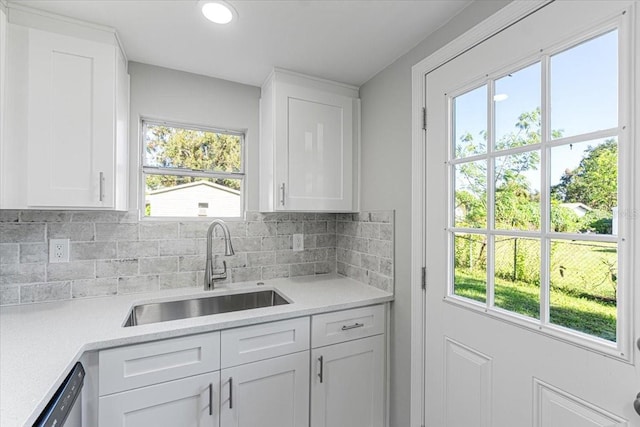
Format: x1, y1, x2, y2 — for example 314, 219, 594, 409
1, 7, 129, 210
260, 68, 360, 212
311, 305, 386, 427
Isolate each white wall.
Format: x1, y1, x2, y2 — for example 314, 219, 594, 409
128, 62, 261, 212
358, 1, 511, 426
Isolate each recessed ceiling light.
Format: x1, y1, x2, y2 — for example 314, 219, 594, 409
200, 1, 236, 25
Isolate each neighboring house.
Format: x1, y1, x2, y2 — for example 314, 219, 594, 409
559, 202, 592, 217
146, 181, 241, 217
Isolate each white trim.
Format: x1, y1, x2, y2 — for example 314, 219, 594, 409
410, 2, 549, 426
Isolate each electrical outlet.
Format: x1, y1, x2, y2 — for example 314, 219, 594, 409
49, 239, 70, 263
293, 233, 304, 251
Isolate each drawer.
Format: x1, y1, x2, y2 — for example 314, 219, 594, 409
311, 304, 385, 348
99, 331, 220, 396
221, 317, 309, 368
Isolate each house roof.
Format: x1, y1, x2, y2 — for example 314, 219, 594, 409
146, 180, 240, 196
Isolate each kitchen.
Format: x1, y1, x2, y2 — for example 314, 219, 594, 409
1, 1, 639, 426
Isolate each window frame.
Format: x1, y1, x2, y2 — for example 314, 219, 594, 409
139, 118, 246, 221
444, 18, 633, 360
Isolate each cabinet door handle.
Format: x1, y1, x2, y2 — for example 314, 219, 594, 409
280, 183, 286, 206
208, 383, 213, 416
341, 322, 364, 331
318, 356, 324, 383
99, 172, 105, 202
229, 377, 233, 409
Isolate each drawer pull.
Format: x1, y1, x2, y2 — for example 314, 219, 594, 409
229, 377, 234, 409
341, 322, 364, 331
208, 383, 213, 416
318, 356, 324, 383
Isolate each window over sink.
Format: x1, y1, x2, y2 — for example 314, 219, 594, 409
141, 119, 245, 219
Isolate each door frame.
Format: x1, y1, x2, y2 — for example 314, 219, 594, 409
409, 2, 551, 426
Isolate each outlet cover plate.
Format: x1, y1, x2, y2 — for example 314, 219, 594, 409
293, 234, 304, 251
49, 238, 70, 263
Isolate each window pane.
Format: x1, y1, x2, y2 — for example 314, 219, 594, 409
144, 123, 242, 173
550, 30, 618, 139
494, 151, 541, 231
495, 63, 541, 149
453, 85, 487, 158
550, 138, 618, 234
494, 237, 540, 319
145, 175, 241, 218
454, 161, 487, 228
453, 233, 487, 303
549, 240, 617, 342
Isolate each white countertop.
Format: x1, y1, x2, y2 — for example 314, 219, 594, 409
0, 274, 393, 427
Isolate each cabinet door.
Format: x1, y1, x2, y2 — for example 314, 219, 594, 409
275, 86, 355, 211
311, 335, 384, 427
99, 371, 219, 427
27, 28, 115, 208
220, 351, 309, 427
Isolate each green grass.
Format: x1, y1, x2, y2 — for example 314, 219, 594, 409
454, 270, 617, 342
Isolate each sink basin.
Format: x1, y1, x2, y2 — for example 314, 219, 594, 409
124, 290, 289, 327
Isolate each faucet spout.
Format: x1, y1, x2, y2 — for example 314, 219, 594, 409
205, 219, 235, 290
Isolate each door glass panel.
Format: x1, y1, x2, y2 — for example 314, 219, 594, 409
453, 85, 487, 158
550, 138, 618, 234
550, 30, 618, 139
494, 63, 541, 149
494, 151, 541, 231
453, 233, 487, 303
494, 237, 540, 319
454, 161, 487, 228
549, 239, 617, 342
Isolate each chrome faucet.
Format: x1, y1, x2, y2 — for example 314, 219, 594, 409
204, 219, 235, 290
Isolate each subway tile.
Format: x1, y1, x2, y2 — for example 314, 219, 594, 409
19, 243, 48, 263
0, 263, 46, 284
159, 272, 198, 289
140, 222, 179, 240
370, 211, 392, 223
96, 259, 139, 278
368, 271, 392, 292
360, 223, 380, 239
179, 255, 206, 272
196, 238, 225, 254
326, 220, 336, 234
1, 223, 45, 243
337, 235, 368, 253
118, 275, 158, 294
72, 278, 118, 298
72, 211, 137, 223
20, 211, 72, 222
48, 261, 95, 281
95, 223, 138, 241
48, 223, 94, 242
0, 210, 20, 222
222, 221, 247, 238
262, 265, 289, 280
159, 239, 197, 256
21, 282, 71, 303
304, 235, 317, 249
247, 221, 277, 237
246, 252, 275, 267
139, 257, 178, 275
316, 234, 336, 248
71, 242, 117, 261
245, 212, 289, 222
361, 254, 380, 272
380, 258, 394, 277
261, 236, 291, 251
291, 263, 315, 277
0, 244, 19, 264
369, 240, 392, 258
179, 222, 209, 238
224, 253, 248, 268
117, 241, 159, 258
275, 250, 306, 264
354, 212, 371, 222
335, 213, 354, 221
231, 267, 261, 283
276, 221, 303, 235
229, 237, 262, 253
316, 213, 336, 221
314, 261, 334, 275
379, 224, 393, 241
0, 284, 20, 305
340, 263, 368, 284
304, 221, 327, 234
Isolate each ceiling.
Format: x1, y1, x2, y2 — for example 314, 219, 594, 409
8, 0, 473, 87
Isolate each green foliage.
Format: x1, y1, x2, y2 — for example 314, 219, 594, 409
145, 124, 242, 191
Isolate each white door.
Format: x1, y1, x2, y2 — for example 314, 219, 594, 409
220, 351, 309, 427
425, 2, 640, 426
98, 372, 219, 426
311, 335, 385, 427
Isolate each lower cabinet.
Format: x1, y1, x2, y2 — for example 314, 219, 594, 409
99, 371, 219, 427
310, 335, 385, 427
220, 351, 310, 427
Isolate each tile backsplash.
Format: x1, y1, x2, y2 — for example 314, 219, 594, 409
0, 210, 394, 306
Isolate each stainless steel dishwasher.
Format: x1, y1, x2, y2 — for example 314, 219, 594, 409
33, 362, 85, 427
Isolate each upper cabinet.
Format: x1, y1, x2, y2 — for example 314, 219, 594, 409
1, 6, 129, 210
260, 69, 360, 212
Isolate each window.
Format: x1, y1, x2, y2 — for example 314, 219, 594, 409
141, 120, 244, 218
449, 28, 624, 344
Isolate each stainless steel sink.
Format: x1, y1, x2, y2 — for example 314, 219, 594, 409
124, 290, 289, 327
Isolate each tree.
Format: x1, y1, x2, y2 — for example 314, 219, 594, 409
145, 125, 241, 191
